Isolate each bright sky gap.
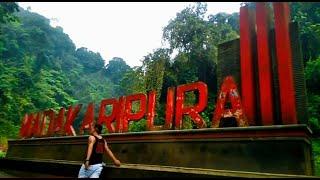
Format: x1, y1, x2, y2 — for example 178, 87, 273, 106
18, 2, 241, 67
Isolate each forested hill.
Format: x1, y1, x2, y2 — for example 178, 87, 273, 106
0, 4, 132, 137
0, 2, 320, 139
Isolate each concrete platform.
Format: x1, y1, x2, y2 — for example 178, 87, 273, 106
2, 124, 315, 177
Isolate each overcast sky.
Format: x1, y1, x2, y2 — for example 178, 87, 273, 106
18, 2, 241, 67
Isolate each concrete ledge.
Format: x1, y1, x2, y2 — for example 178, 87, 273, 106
0, 158, 317, 178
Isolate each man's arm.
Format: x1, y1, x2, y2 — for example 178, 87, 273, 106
84, 136, 95, 169
104, 139, 121, 166
70, 125, 77, 136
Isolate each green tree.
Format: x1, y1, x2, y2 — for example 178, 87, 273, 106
75, 47, 105, 73
163, 2, 238, 93
119, 67, 146, 95
0, 6, 116, 138
305, 58, 320, 131
291, 2, 320, 62
105, 57, 131, 83
0, 2, 19, 24
143, 48, 169, 100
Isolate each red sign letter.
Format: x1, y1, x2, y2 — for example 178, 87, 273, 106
165, 87, 175, 129
146, 91, 163, 131
212, 76, 249, 128
175, 81, 207, 130
19, 114, 32, 138
55, 108, 65, 135
47, 108, 65, 136
122, 93, 147, 132
115, 96, 126, 133
80, 103, 95, 134
64, 104, 82, 136
98, 98, 119, 133
31, 112, 42, 138
39, 109, 55, 137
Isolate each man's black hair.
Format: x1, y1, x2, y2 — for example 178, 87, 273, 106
95, 124, 103, 134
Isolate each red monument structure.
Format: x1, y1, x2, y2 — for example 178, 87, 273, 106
0, 2, 314, 178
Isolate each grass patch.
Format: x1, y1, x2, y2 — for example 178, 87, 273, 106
0, 137, 8, 150
0, 137, 8, 159
0, 151, 6, 158
312, 138, 320, 176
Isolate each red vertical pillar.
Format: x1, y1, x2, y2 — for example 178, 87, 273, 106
255, 2, 274, 125
240, 5, 256, 125
273, 2, 297, 124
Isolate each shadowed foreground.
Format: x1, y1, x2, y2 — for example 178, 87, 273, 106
0, 168, 69, 178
